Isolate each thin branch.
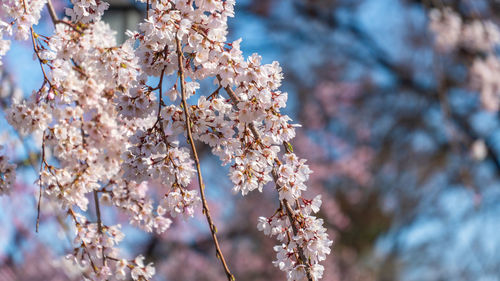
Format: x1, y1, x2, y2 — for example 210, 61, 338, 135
151, 66, 166, 130
36, 131, 46, 232
46, 0, 59, 23
282, 199, 313, 279
280, 202, 304, 267
273, 168, 313, 281
93, 191, 103, 233
176, 36, 235, 281
219, 77, 313, 281
46, 0, 80, 32
93, 189, 107, 267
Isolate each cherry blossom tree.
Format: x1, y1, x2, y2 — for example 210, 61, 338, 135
0, 0, 332, 280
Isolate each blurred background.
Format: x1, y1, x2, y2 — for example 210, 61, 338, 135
2, 0, 500, 280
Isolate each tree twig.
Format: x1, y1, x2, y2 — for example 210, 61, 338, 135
176, 36, 235, 281
36, 131, 46, 232
46, 0, 58, 23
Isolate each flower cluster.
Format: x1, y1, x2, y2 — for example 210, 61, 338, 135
429, 8, 500, 111
6, 96, 52, 135
275, 153, 312, 202
67, 212, 155, 280
66, 0, 110, 24
0, 0, 47, 63
257, 194, 331, 281
0, 145, 16, 195
429, 8, 500, 52
102, 181, 173, 234
2, 0, 332, 280
123, 128, 195, 187
116, 86, 156, 120
162, 188, 200, 218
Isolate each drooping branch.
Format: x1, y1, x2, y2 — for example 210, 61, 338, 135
175, 36, 235, 281
220, 78, 314, 281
